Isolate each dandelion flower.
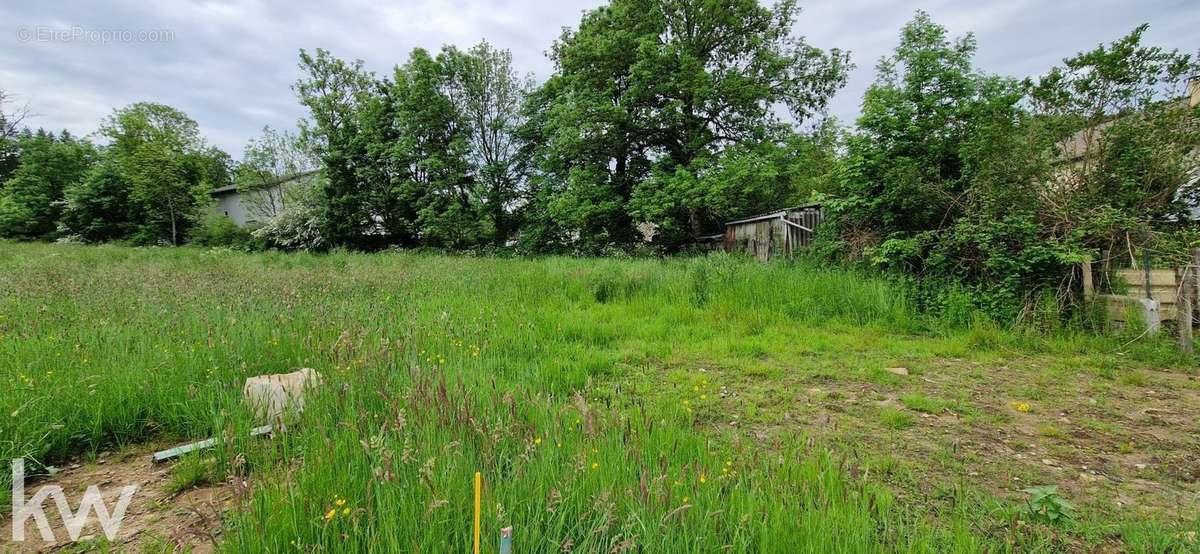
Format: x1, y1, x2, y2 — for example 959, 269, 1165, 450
534, 437, 543, 445
591, 462, 599, 470
682, 496, 689, 503
699, 473, 707, 484
335, 498, 346, 507
342, 508, 350, 516
324, 509, 336, 521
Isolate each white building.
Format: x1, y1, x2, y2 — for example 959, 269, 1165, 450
210, 171, 317, 226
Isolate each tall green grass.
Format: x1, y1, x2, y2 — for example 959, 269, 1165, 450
0, 242, 1190, 551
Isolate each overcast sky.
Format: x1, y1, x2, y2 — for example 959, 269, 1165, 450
2, 0, 1197, 156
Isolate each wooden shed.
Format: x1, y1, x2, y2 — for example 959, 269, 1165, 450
723, 204, 822, 261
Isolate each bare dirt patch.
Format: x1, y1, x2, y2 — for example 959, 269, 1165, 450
1, 442, 232, 553
677, 353, 1200, 525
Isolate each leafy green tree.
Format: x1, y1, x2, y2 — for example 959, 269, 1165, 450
0, 89, 28, 181
295, 49, 381, 248
296, 45, 526, 250
1027, 24, 1200, 253
627, 0, 848, 242
100, 103, 229, 245
631, 126, 841, 242
826, 15, 1200, 322
442, 42, 532, 245
236, 126, 317, 221
520, 0, 661, 252
60, 161, 138, 243
823, 12, 1047, 318
391, 48, 477, 248
0, 130, 97, 240
526, 0, 848, 251
836, 11, 990, 237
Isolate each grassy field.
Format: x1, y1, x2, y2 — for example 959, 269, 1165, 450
1, 242, 1198, 552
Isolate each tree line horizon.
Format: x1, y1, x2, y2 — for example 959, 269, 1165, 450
1, 3, 1197, 322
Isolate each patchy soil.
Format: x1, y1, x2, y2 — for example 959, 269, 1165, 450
658, 351, 1200, 528
1, 442, 234, 553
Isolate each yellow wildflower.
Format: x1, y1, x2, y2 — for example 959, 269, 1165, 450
324, 509, 336, 521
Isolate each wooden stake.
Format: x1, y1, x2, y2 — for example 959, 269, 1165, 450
473, 472, 482, 554
1183, 249, 1200, 354
1179, 273, 1193, 353
1194, 248, 1200, 325
1081, 256, 1094, 301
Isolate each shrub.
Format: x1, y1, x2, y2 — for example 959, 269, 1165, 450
190, 211, 257, 249
251, 189, 326, 251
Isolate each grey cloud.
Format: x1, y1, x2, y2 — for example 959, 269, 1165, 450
1, 0, 1196, 155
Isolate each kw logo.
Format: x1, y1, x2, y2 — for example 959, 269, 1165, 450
9, 458, 138, 543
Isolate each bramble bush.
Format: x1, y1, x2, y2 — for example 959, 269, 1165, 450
819, 14, 1199, 324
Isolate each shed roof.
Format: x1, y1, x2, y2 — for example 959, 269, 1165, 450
724, 203, 821, 226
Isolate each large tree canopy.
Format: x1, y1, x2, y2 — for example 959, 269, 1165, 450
295, 44, 530, 250
295, 49, 379, 248
99, 102, 231, 245
524, 0, 849, 251
823, 12, 1200, 321
0, 130, 96, 240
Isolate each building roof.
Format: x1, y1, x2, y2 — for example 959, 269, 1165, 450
1058, 93, 1197, 163
725, 203, 821, 226
209, 170, 318, 197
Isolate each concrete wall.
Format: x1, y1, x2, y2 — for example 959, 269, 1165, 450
210, 184, 288, 227
212, 191, 249, 226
